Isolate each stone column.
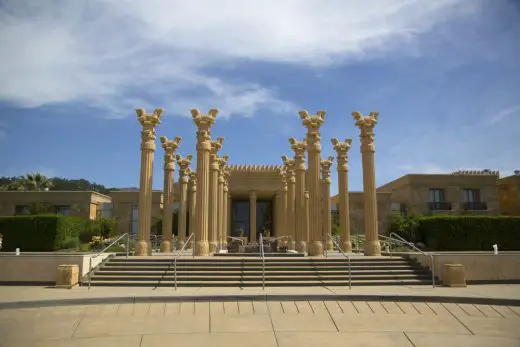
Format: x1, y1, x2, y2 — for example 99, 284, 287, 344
175, 154, 192, 250
289, 138, 307, 253
227, 193, 232, 241
352, 111, 381, 256
217, 156, 228, 250
299, 110, 325, 256
304, 191, 310, 252
223, 168, 230, 248
136, 108, 163, 256
274, 191, 282, 237
192, 108, 218, 256
320, 156, 334, 251
278, 168, 288, 243
209, 137, 224, 253
159, 136, 181, 253
332, 138, 353, 252
282, 156, 296, 250
188, 171, 197, 248
249, 191, 257, 242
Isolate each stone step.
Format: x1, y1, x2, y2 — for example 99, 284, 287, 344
108, 258, 409, 263
86, 278, 432, 287
95, 269, 427, 276
103, 261, 413, 267
101, 265, 418, 272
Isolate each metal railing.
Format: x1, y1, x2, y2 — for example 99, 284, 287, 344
173, 232, 195, 290
227, 236, 245, 246
324, 233, 351, 290
259, 233, 265, 290
88, 233, 130, 290
380, 232, 436, 288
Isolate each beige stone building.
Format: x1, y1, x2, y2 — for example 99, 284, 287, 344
0, 191, 111, 220
498, 171, 520, 216
377, 170, 501, 216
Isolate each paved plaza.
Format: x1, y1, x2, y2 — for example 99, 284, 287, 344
0, 285, 520, 347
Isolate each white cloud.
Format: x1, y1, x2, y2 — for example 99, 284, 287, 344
0, 0, 479, 118
488, 104, 520, 125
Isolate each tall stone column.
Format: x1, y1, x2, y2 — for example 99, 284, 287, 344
209, 137, 224, 253
304, 191, 310, 252
289, 138, 307, 253
176, 154, 192, 250
188, 171, 197, 248
249, 191, 257, 242
320, 156, 334, 251
227, 193, 232, 241
332, 138, 353, 252
352, 111, 381, 256
136, 108, 163, 256
274, 191, 282, 237
278, 168, 288, 242
217, 156, 228, 250
192, 108, 218, 256
282, 157, 296, 250
223, 168, 231, 248
159, 136, 181, 253
299, 110, 325, 256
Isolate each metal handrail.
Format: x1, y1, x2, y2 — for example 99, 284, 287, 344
379, 233, 435, 288
227, 236, 245, 245
174, 232, 195, 290
259, 233, 265, 290
325, 233, 351, 290
88, 233, 130, 290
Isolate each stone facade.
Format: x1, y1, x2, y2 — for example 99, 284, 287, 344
498, 173, 520, 216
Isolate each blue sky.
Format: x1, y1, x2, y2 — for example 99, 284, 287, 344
0, 0, 519, 194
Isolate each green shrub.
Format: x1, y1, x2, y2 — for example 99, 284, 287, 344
0, 214, 86, 251
390, 215, 520, 251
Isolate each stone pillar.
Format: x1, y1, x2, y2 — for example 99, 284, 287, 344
274, 191, 282, 237
223, 168, 230, 248
192, 108, 218, 256
353, 111, 381, 256
176, 154, 192, 250
332, 138, 353, 252
249, 191, 257, 242
188, 171, 197, 248
136, 108, 163, 256
217, 156, 228, 250
159, 136, 181, 253
299, 110, 325, 256
289, 138, 307, 253
278, 168, 288, 243
209, 137, 224, 253
282, 157, 296, 250
227, 193, 232, 241
320, 156, 334, 251
304, 191, 310, 253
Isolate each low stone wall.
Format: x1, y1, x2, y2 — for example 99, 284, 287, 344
406, 252, 520, 283
0, 252, 111, 284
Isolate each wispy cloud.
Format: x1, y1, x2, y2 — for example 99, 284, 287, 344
0, 0, 480, 118
488, 104, 520, 125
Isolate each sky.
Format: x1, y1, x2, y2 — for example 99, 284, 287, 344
0, 0, 519, 194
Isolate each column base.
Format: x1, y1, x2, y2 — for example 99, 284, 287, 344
135, 240, 149, 256
221, 242, 228, 250
297, 241, 307, 254
364, 239, 382, 256
177, 240, 186, 251
208, 241, 218, 253
160, 240, 172, 253
289, 241, 296, 251
307, 241, 324, 256
194, 240, 209, 256
326, 240, 334, 251
341, 241, 353, 253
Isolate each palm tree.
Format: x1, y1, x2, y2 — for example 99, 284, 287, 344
21, 173, 53, 191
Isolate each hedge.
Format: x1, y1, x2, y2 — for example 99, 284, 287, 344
391, 215, 520, 251
0, 214, 86, 251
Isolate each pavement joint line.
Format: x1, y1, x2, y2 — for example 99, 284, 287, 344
1, 294, 520, 309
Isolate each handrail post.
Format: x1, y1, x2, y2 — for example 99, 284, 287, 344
260, 234, 265, 290
88, 256, 92, 290
430, 254, 435, 288
126, 233, 129, 260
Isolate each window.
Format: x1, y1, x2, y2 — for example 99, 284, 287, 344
55, 205, 72, 215
428, 189, 445, 202
463, 189, 481, 203
14, 205, 31, 215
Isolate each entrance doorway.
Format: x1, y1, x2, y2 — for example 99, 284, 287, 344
230, 199, 273, 242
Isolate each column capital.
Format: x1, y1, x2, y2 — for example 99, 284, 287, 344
300, 110, 325, 152
352, 111, 378, 153
161, 136, 182, 170
320, 156, 334, 183
137, 108, 163, 152
289, 138, 307, 171
193, 108, 218, 151
189, 171, 197, 190
331, 138, 352, 171
176, 154, 192, 178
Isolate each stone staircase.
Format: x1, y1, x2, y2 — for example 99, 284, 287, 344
84, 256, 434, 287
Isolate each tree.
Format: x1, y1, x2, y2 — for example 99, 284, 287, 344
22, 173, 53, 191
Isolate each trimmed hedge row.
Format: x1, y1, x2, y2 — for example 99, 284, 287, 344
0, 214, 86, 251
392, 215, 520, 251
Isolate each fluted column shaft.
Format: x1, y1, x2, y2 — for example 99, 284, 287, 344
290, 139, 307, 253
332, 138, 353, 252
208, 139, 224, 253
217, 173, 224, 249
320, 157, 334, 251
304, 191, 310, 251
192, 109, 218, 256
287, 169, 296, 250
249, 191, 257, 242
353, 112, 381, 256
176, 155, 192, 250
227, 194, 232, 241
223, 175, 229, 248
188, 172, 197, 248
300, 110, 325, 256
274, 192, 282, 237
136, 108, 163, 256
